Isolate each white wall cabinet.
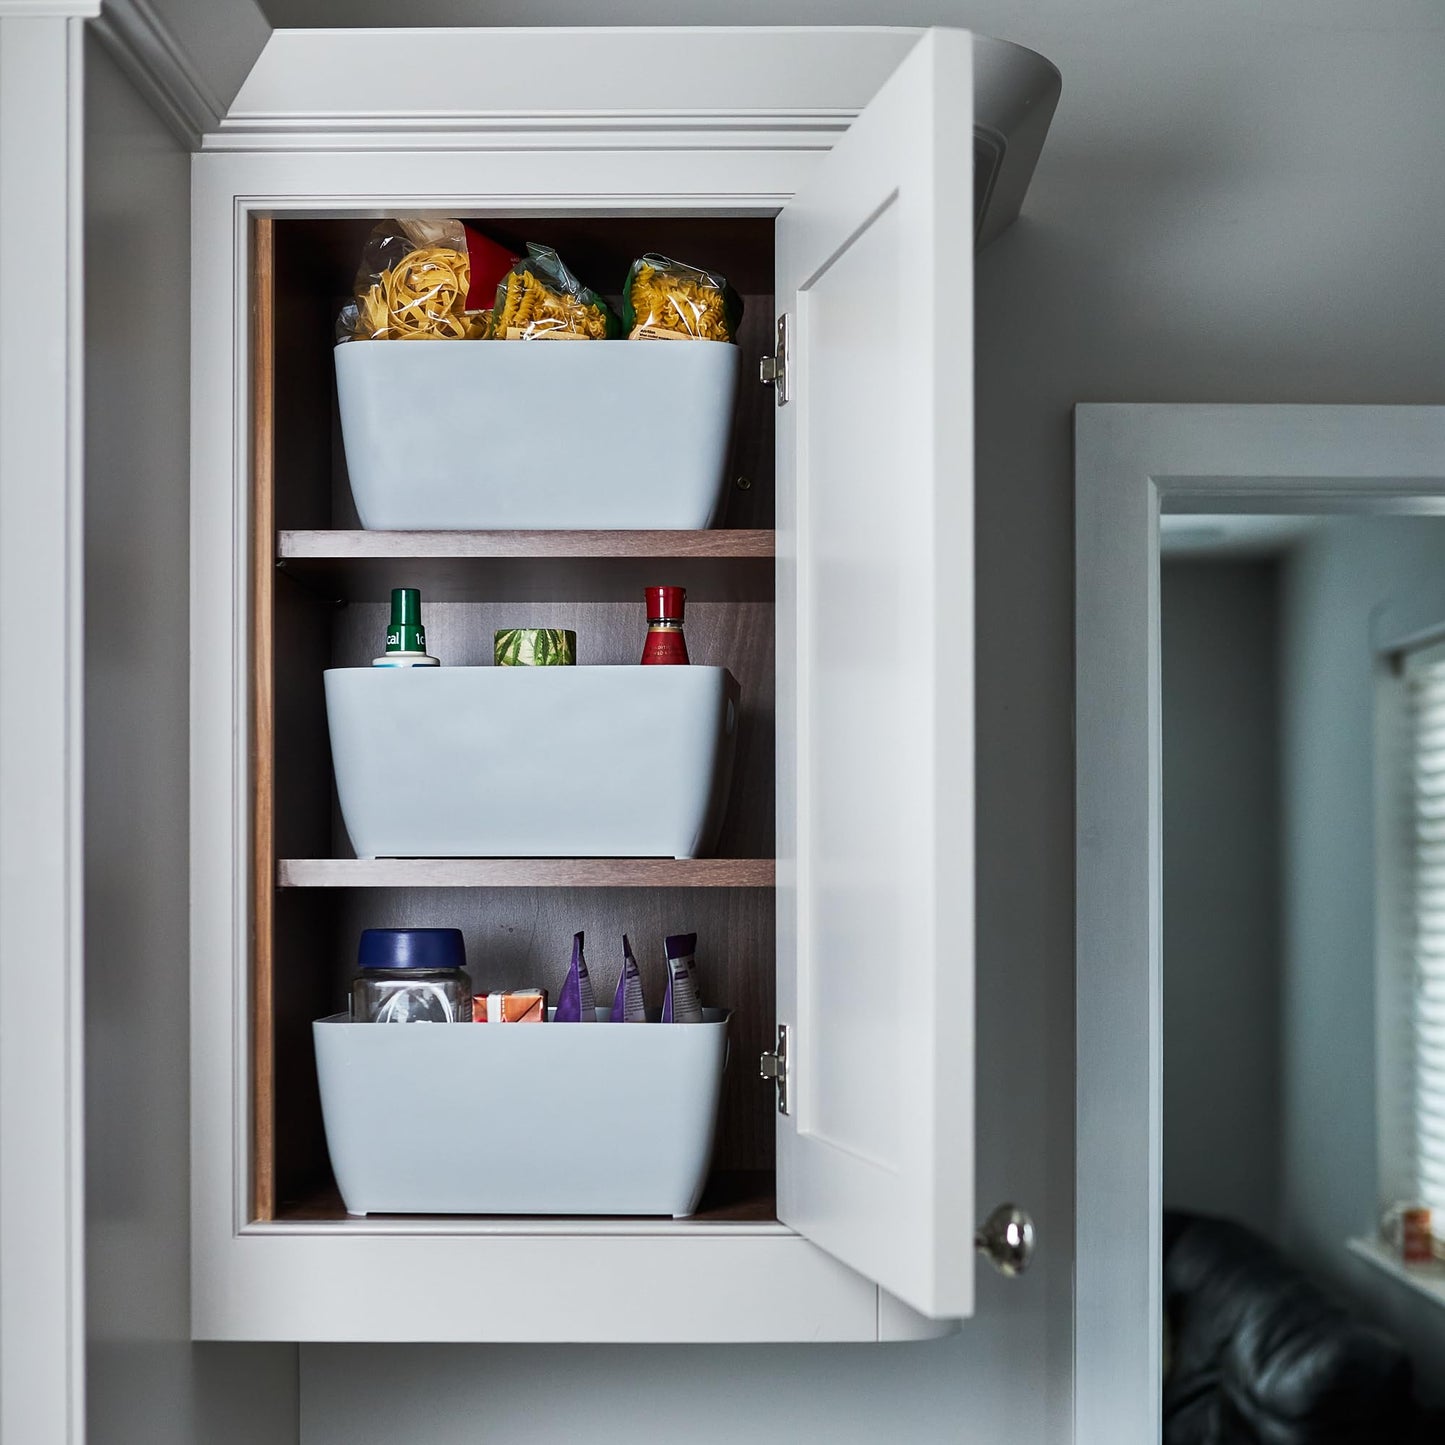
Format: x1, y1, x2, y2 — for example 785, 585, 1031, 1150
188, 24, 982, 1344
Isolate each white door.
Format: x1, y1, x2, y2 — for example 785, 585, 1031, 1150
774, 27, 976, 1321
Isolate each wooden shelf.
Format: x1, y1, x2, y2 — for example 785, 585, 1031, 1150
276, 530, 775, 603
277, 858, 776, 889
279, 530, 774, 560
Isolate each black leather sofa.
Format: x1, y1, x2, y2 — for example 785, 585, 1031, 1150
1163, 1210, 1445, 1444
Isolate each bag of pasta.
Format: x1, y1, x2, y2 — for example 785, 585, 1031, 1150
623, 253, 741, 342
337, 219, 517, 342
492, 243, 619, 340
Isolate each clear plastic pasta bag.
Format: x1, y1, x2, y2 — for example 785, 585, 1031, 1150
492, 243, 619, 340
622, 253, 741, 342
336, 219, 515, 342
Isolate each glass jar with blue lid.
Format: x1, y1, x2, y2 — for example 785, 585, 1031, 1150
351, 927, 472, 1023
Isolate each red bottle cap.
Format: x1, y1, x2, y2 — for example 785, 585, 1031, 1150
646, 586, 686, 621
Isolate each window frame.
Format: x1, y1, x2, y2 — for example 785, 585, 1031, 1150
1374, 605, 1445, 1250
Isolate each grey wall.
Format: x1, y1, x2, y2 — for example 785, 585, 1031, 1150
82, 37, 299, 1443
1279, 518, 1445, 1402
1161, 562, 1282, 1241
285, 3, 1445, 1443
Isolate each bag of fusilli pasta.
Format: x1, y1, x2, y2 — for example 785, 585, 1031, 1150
622, 253, 741, 342
336, 219, 517, 342
491, 243, 619, 340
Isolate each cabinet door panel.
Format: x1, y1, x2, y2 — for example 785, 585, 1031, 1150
775, 26, 975, 1321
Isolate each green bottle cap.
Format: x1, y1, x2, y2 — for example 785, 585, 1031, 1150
386, 588, 427, 654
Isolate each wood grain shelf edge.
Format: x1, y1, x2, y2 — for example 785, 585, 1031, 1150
277, 858, 776, 889
278, 529, 776, 560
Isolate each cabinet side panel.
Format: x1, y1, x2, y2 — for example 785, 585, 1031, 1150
266, 221, 340, 1210
251, 216, 277, 1222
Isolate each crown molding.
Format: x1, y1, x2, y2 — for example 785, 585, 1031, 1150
89, 0, 223, 148
200, 112, 860, 154
209, 26, 919, 152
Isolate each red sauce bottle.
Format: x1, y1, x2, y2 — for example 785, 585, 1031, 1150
641, 585, 689, 665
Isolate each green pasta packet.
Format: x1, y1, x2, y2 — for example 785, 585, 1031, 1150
494, 628, 577, 667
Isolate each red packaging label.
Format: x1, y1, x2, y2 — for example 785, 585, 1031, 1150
642, 628, 689, 665
462, 225, 520, 312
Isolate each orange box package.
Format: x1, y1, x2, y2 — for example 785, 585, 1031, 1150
473, 989, 546, 1023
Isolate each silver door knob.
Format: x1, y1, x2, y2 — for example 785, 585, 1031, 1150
975, 1204, 1034, 1276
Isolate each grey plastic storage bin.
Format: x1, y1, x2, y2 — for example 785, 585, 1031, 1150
314, 1009, 730, 1217
335, 339, 741, 530
325, 665, 740, 859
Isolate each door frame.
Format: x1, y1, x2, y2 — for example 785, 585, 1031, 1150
0, 12, 91, 1444
1073, 403, 1445, 1445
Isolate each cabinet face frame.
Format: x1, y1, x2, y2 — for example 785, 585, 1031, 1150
191, 142, 950, 1344
193, 23, 977, 1336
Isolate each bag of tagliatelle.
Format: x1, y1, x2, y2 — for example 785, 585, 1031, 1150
336, 219, 517, 342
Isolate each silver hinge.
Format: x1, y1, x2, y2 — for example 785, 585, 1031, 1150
759, 1023, 789, 1115
758, 314, 789, 406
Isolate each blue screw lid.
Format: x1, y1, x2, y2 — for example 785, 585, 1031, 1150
357, 927, 466, 971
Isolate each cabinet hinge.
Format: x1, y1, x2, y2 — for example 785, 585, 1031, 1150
759, 1023, 789, 1115
758, 314, 789, 406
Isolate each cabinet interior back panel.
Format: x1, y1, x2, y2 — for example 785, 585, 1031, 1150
260, 214, 780, 1222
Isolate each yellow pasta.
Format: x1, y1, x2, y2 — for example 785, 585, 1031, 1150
353, 244, 485, 341
493, 266, 611, 339
626, 255, 734, 342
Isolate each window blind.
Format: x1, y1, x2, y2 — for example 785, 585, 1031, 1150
1401, 643, 1445, 1238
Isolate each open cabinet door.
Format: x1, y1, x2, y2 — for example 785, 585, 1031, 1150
774, 27, 975, 1321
